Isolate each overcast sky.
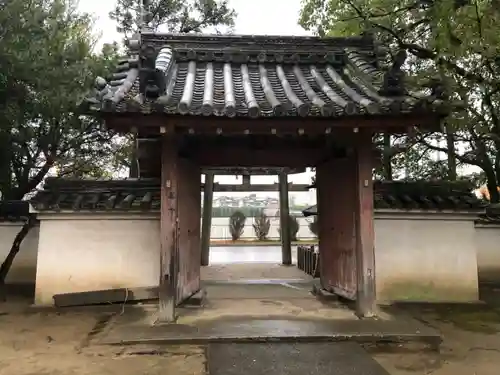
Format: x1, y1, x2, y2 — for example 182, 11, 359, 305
77, 0, 315, 203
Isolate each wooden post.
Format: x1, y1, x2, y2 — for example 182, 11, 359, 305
200, 172, 214, 266
278, 171, 292, 265
158, 135, 179, 323
354, 130, 376, 318
242, 174, 250, 186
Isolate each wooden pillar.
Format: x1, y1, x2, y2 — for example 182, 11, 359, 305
354, 130, 376, 318
158, 135, 179, 322
200, 172, 214, 266
278, 172, 292, 265
242, 174, 250, 186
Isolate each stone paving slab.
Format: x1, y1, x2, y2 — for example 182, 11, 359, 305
207, 342, 390, 375
97, 316, 441, 349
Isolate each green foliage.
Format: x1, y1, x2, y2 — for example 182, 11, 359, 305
0, 0, 123, 200
110, 0, 236, 38
279, 215, 300, 242
308, 216, 318, 237
229, 211, 246, 241
253, 212, 271, 241
300, 0, 500, 200
289, 215, 300, 241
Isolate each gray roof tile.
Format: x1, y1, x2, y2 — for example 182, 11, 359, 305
81, 33, 444, 118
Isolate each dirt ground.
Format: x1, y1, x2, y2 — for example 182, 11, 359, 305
1, 295, 500, 375
0, 299, 206, 375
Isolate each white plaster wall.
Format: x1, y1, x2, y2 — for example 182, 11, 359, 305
475, 224, 500, 284
0, 223, 39, 284
374, 211, 479, 303
34, 214, 160, 306
31, 211, 484, 305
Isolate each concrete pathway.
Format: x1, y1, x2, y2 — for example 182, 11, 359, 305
209, 245, 298, 264
208, 342, 390, 375
201, 263, 312, 281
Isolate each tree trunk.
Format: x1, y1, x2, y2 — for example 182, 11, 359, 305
129, 135, 139, 178
446, 129, 457, 181
10, 158, 54, 200
485, 170, 499, 203
0, 129, 12, 199
0, 216, 36, 301
382, 133, 393, 180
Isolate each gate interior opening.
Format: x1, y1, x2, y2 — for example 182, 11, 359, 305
200, 168, 315, 285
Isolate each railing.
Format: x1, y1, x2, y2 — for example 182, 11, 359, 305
297, 245, 320, 278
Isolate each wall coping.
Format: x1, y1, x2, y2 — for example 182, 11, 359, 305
33, 208, 480, 222
35, 211, 160, 221
374, 209, 480, 221
475, 223, 500, 229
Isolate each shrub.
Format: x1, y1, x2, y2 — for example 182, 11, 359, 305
289, 215, 300, 241
229, 211, 246, 241
279, 214, 300, 242
309, 216, 318, 237
253, 212, 271, 241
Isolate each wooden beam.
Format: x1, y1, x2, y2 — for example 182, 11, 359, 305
354, 129, 376, 318
53, 287, 157, 307
201, 172, 214, 266
158, 134, 179, 323
203, 167, 306, 175
211, 183, 310, 192
278, 172, 292, 265
104, 113, 442, 135
191, 147, 328, 168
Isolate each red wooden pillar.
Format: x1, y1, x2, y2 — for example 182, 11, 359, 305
159, 135, 179, 322
354, 130, 376, 318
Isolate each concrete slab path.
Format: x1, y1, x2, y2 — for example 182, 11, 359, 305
207, 342, 390, 375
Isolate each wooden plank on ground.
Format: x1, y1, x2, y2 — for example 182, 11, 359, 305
53, 287, 158, 307
53, 287, 206, 307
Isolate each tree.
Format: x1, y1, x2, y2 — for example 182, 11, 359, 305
109, 0, 237, 176
109, 0, 236, 40
253, 212, 271, 241
300, 0, 500, 198
229, 211, 246, 241
0, 0, 123, 295
0, 0, 122, 201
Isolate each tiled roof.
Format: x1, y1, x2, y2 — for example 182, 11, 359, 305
0, 201, 31, 221
303, 181, 486, 216
30, 178, 162, 212
31, 178, 485, 213
477, 204, 500, 224
80, 33, 445, 118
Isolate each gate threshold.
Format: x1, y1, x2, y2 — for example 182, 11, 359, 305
97, 316, 441, 350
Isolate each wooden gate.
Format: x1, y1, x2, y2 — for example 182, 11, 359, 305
176, 157, 202, 304
316, 156, 357, 300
